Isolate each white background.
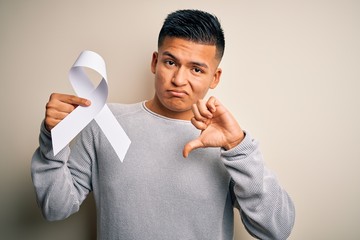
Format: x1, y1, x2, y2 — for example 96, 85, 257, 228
1, 1, 359, 239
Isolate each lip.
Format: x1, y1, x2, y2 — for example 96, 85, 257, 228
167, 89, 188, 97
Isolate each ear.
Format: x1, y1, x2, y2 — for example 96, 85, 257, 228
209, 68, 222, 89
151, 52, 158, 74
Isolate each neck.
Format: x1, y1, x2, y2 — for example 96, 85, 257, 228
145, 98, 193, 120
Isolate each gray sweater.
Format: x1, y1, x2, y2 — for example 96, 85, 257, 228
31, 102, 295, 240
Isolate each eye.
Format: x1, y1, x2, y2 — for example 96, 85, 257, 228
165, 60, 176, 66
193, 67, 204, 74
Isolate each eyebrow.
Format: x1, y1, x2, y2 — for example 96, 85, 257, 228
162, 51, 209, 69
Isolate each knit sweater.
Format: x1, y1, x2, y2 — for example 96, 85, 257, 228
31, 102, 295, 240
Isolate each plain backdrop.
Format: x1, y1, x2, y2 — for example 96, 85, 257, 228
1, 1, 359, 239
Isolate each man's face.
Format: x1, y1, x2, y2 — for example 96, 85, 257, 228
148, 37, 222, 120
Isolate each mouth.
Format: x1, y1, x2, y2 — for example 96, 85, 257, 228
167, 89, 188, 97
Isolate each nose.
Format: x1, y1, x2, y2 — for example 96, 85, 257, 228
171, 67, 187, 86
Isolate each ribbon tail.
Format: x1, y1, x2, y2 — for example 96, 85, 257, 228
51, 106, 96, 155
95, 105, 131, 162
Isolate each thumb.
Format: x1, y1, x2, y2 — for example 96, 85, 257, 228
183, 138, 204, 158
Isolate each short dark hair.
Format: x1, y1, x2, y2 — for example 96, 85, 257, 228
158, 9, 225, 60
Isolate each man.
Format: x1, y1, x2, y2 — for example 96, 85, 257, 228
32, 9, 295, 239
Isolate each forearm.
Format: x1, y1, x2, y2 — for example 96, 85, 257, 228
222, 132, 295, 240
31, 122, 90, 221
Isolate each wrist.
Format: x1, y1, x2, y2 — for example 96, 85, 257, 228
223, 131, 245, 150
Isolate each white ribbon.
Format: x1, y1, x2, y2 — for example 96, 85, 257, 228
51, 50, 131, 162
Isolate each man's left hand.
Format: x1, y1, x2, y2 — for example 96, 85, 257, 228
183, 96, 245, 158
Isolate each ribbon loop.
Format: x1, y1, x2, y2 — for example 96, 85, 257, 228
51, 50, 131, 162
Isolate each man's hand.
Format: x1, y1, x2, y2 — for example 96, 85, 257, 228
183, 96, 244, 158
45, 93, 91, 131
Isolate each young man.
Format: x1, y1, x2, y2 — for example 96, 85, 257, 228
32, 9, 295, 239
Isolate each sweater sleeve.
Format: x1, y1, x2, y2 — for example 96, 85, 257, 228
31, 121, 94, 221
221, 132, 295, 240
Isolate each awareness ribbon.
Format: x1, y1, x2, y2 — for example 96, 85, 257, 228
51, 50, 131, 162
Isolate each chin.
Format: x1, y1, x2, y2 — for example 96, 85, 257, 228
165, 100, 191, 112
167, 105, 189, 113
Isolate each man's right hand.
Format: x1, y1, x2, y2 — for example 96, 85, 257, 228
45, 93, 91, 131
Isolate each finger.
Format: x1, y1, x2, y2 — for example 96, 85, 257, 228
46, 100, 76, 115
191, 117, 208, 131
45, 106, 71, 131
50, 93, 91, 107
46, 107, 70, 120
206, 96, 218, 113
196, 99, 213, 118
192, 103, 208, 122
183, 138, 204, 158
47, 93, 91, 115
66, 95, 91, 107
44, 118, 61, 131
45, 93, 90, 131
